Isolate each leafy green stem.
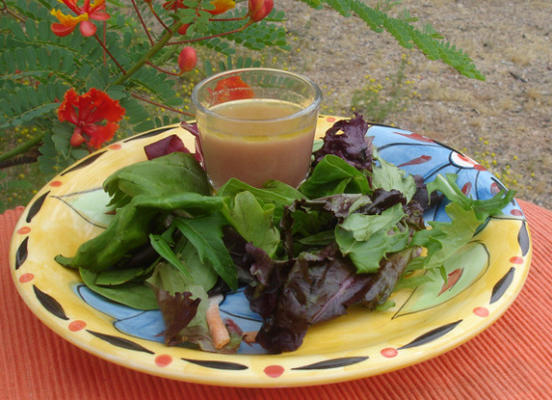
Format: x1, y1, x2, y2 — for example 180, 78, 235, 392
166, 21, 253, 46
0, 132, 46, 165
0, 0, 25, 22
148, 3, 171, 31
93, 34, 126, 74
131, 0, 155, 46
131, 92, 194, 117
111, 20, 181, 87
145, 61, 181, 76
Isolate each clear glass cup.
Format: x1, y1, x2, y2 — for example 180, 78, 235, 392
191, 68, 322, 188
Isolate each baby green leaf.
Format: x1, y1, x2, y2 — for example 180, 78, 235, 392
80, 268, 158, 310
224, 191, 280, 257
299, 155, 371, 198
149, 234, 192, 280
174, 214, 238, 290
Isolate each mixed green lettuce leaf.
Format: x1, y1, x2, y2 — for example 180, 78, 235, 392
56, 115, 514, 354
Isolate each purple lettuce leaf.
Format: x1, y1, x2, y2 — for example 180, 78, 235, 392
243, 242, 417, 353
156, 289, 201, 345
312, 114, 373, 172
144, 134, 190, 160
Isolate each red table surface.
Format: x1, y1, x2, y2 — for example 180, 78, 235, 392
1, 199, 551, 400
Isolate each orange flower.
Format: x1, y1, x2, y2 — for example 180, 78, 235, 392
58, 88, 125, 149
208, 0, 236, 15
51, 0, 110, 37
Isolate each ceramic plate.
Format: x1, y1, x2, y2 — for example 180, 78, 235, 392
9, 116, 531, 387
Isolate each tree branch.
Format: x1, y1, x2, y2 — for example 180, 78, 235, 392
93, 34, 127, 74
166, 21, 252, 45
131, 0, 155, 45
131, 92, 194, 117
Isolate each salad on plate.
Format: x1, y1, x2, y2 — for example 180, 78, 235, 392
55, 115, 514, 354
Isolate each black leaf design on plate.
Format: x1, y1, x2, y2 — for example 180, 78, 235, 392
123, 127, 174, 143
60, 151, 107, 176
292, 356, 368, 370
87, 330, 154, 354
398, 320, 462, 349
490, 267, 515, 304
26, 191, 49, 223
517, 221, 530, 256
33, 285, 69, 320
182, 358, 248, 370
15, 237, 28, 270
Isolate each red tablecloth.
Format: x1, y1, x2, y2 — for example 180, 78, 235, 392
1, 199, 551, 399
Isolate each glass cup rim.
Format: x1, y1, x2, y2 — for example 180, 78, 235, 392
191, 67, 322, 124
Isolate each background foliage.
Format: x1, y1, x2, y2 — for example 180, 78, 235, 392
0, 0, 483, 212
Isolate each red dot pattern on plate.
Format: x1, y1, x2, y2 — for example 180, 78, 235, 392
510, 256, 524, 264
381, 348, 398, 358
68, 320, 87, 331
473, 307, 489, 317
490, 182, 500, 195
155, 354, 173, 367
510, 209, 523, 216
474, 164, 486, 171
17, 226, 31, 234
19, 273, 34, 283
49, 180, 63, 187
264, 365, 284, 378
326, 117, 336, 123
109, 143, 122, 150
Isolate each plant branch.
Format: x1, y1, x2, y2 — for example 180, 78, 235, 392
148, 3, 170, 31
145, 61, 182, 76
167, 21, 252, 45
131, 0, 155, 45
209, 15, 248, 22
0, 0, 25, 22
131, 92, 193, 117
93, 34, 126, 74
111, 20, 181, 87
0, 132, 46, 165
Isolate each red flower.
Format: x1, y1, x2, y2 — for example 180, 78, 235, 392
51, 0, 110, 37
58, 88, 125, 149
211, 76, 254, 104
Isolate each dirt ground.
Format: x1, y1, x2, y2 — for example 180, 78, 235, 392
279, 0, 551, 209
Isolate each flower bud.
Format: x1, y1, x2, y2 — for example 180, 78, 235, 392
177, 23, 190, 35
248, 0, 273, 22
178, 47, 197, 73
70, 127, 85, 147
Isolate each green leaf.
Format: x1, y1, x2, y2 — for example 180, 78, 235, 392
427, 173, 515, 220
174, 214, 238, 290
299, 155, 371, 198
150, 234, 192, 280
340, 204, 406, 241
148, 241, 218, 293
79, 268, 158, 310
104, 152, 211, 209
224, 191, 280, 257
372, 150, 416, 202
94, 266, 152, 286
336, 221, 409, 273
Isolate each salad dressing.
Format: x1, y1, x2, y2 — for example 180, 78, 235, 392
197, 99, 317, 188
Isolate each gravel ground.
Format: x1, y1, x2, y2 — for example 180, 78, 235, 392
279, 0, 552, 209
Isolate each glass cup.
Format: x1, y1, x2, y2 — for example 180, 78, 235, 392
191, 68, 322, 188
